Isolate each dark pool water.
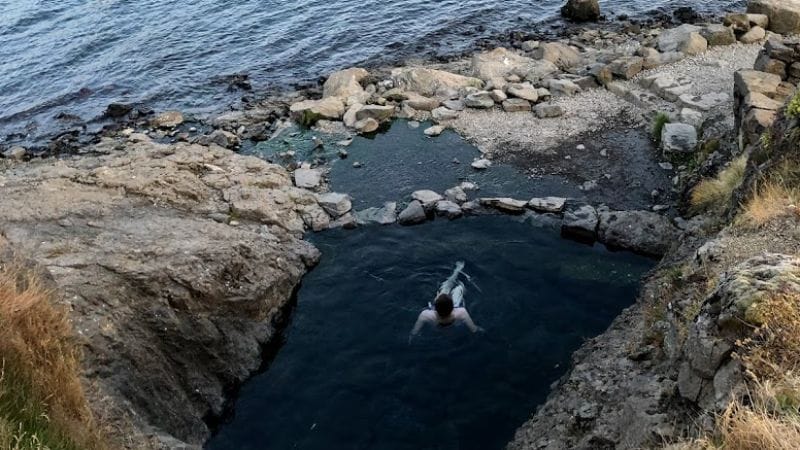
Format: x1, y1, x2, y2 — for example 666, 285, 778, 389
206, 216, 653, 450
1, 0, 743, 145
249, 120, 582, 210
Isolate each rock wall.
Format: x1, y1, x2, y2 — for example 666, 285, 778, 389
0, 137, 322, 448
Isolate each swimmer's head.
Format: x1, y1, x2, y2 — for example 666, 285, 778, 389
434, 293, 454, 318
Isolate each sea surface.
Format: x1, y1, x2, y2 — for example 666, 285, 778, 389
206, 216, 654, 450
1, 0, 741, 145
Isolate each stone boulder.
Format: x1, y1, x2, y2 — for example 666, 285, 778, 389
472, 48, 536, 89
293, 168, 322, 189
661, 123, 698, 154
528, 197, 566, 213
403, 92, 440, 111
699, 24, 736, 46
411, 190, 444, 208
503, 98, 532, 112
356, 105, 395, 122
444, 186, 468, 203
391, 67, 484, 97
658, 25, 708, 55
152, 110, 184, 128
431, 107, 460, 123
561, 203, 598, 241
435, 200, 463, 219
507, 83, 539, 102
323, 67, 369, 100
560, 0, 600, 22
398, 200, 427, 225
317, 192, 352, 217
354, 202, 397, 225
479, 197, 528, 214
607, 56, 644, 80
2, 146, 27, 160
547, 79, 582, 96
748, 0, 800, 34
534, 43, 582, 70
464, 91, 496, 109
533, 104, 564, 118
740, 25, 767, 43
290, 97, 345, 126
597, 210, 678, 256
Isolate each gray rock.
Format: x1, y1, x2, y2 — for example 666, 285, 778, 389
502, 98, 532, 112
739, 25, 766, 44
424, 125, 446, 137
464, 91, 495, 109
471, 158, 492, 170
561, 0, 600, 22
444, 186, 468, 203
547, 79, 582, 96
480, 197, 528, 213
2, 146, 27, 160
534, 43, 582, 70
533, 103, 565, 118
322, 67, 369, 99
748, 0, 800, 34
431, 106, 460, 123
198, 129, 240, 149
507, 83, 539, 102
390, 67, 484, 97
561, 203, 598, 241
289, 98, 345, 126
597, 210, 678, 256
435, 200, 463, 219
411, 190, 444, 207
661, 123, 698, 154
354, 202, 397, 225
657, 24, 702, 53
398, 200, 428, 225
699, 24, 736, 46
317, 192, 352, 217
355, 105, 395, 122
607, 56, 644, 80
490, 89, 508, 102
293, 168, 322, 189
354, 118, 379, 133
528, 197, 567, 213
330, 212, 357, 229
152, 110, 184, 128
680, 108, 704, 128
442, 99, 465, 111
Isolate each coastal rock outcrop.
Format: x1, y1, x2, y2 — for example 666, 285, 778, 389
748, 0, 800, 34
0, 136, 322, 448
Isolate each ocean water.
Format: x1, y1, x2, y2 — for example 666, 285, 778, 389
1, 0, 741, 144
206, 216, 654, 450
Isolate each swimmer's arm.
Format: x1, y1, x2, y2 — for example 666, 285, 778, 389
457, 309, 483, 333
410, 310, 434, 337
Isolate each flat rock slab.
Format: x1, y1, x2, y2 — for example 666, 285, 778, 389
354, 202, 397, 225
597, 210, 678, 257
661, 123, 698, 154
317, 192, 352, 217
678, 92, 729, 111
479, 197, 528, 213
294, 168, 322, 189
528, 197, 567, 213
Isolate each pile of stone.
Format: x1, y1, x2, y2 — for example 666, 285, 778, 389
734, 36, 800, 149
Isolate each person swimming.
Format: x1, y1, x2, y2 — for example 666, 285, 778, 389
409, 261, 482, 340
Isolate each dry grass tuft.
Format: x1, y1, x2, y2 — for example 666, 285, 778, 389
0, 262, 106, 450
737, 182, 800, 229
690, 156, 748, 213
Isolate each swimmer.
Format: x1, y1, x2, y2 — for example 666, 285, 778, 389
409, 261, 482, 340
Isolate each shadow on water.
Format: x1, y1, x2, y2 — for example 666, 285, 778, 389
206, 216, 655, 450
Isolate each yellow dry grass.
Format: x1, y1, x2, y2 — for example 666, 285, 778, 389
690, 156, 748, 213
0, 262, 106, 450
737, 182, 800, 229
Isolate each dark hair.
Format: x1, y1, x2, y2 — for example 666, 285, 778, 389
434, 293, 454, 318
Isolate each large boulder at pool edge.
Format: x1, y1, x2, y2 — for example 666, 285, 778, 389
561, 0, 601, 22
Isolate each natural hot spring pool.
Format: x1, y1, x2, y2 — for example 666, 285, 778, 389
206, 216, 654, 450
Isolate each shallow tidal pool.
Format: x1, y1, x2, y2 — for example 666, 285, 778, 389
206, 216, 654, 450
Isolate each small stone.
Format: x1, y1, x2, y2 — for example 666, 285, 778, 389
408, 121, 420, 129
507, 83, 539, 102
607, 56, 644, 80
442, 99, 465, 111
599, 148, 608, 157
739, 26, 766, 44
424, 125, 445, 137
464, 91, 495, 109
352, 161, 362, 168
431, 106, 460, 123
547, 79, 582, 96
460, 181, 479, 191
338, 149, 349, 159
471, 158, 492, 170
490, 89, 508, 102
576, 144, 586, 150
355, 118, 380, 133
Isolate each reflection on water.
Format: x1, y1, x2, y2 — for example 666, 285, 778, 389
207, 216, 653, 450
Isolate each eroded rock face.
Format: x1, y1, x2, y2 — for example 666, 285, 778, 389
0, 136, 322, 448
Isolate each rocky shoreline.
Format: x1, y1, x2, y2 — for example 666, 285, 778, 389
2, 0, 800, 448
